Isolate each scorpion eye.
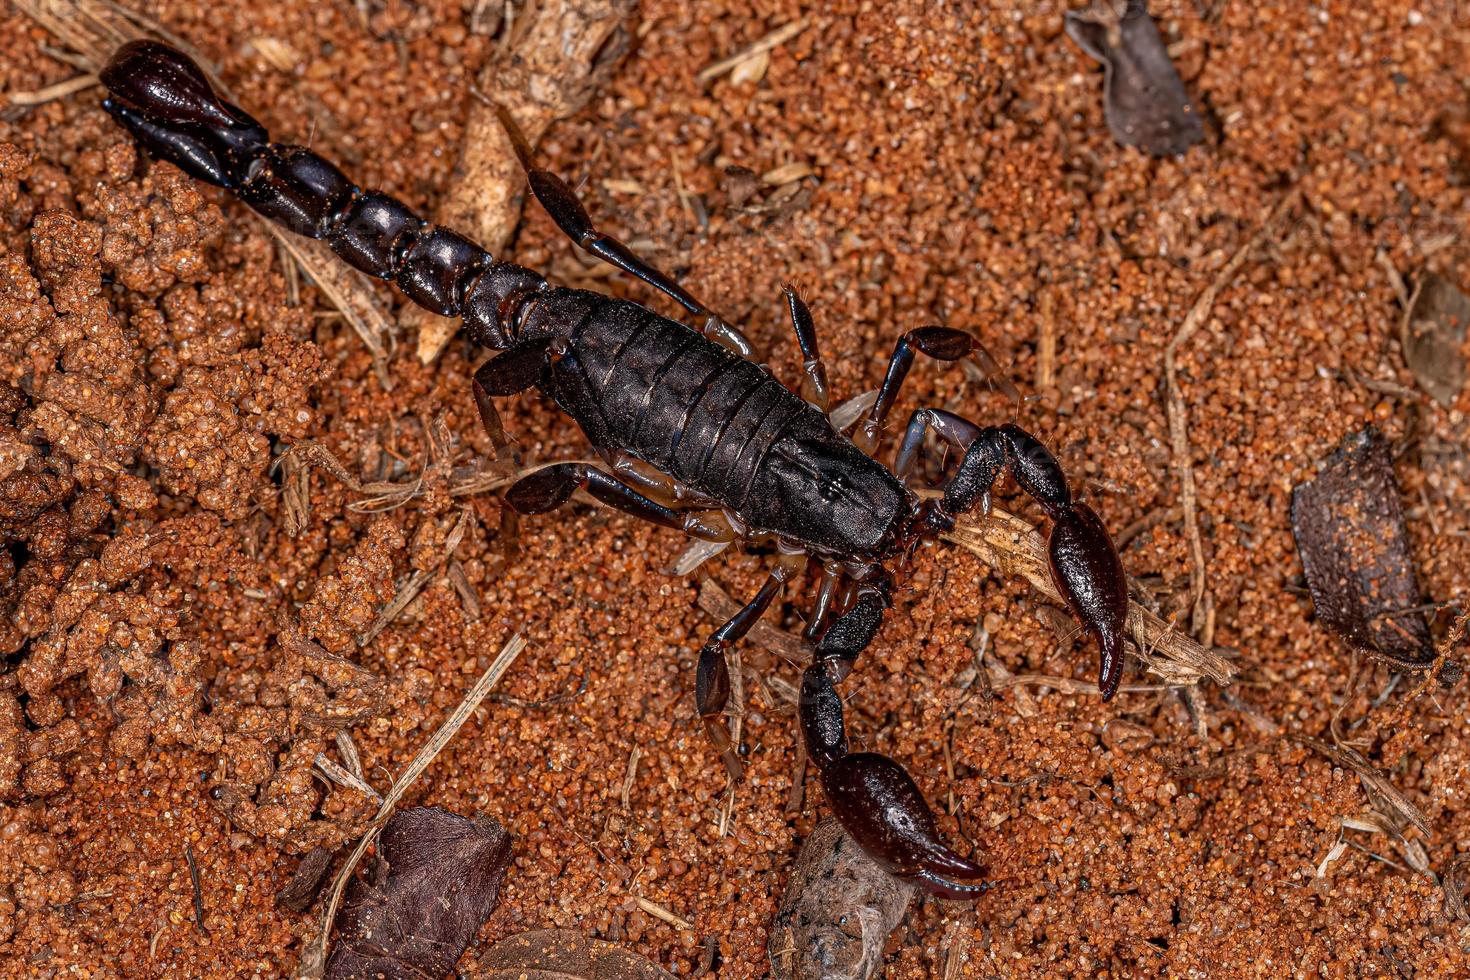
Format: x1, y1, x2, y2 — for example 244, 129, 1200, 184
819, 476, 847, 503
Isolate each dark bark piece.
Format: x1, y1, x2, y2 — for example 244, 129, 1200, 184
767, 818, 916, 980
277, 846, 336, 913
1065, 1, 1205, 156
473, 929, 676, 979
325, 807, 513, 980
1290, 427, 1435, 669
1401, 273, 1470, 407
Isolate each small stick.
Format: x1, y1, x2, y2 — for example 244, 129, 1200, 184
7, 73, 98, 105
313, 752, 383, 804
184, 843, 209, 936
634, 895, 693, 931
1036, 287, 1057, 391
696, 19, 808, 84
1163, 189, 1299, 635
620, 745, 641, 810
311, 633, 528, 971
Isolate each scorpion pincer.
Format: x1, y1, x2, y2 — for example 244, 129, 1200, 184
100, 40, 1131, 899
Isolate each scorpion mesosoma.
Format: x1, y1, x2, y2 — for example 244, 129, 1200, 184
101, 40, 1130, 899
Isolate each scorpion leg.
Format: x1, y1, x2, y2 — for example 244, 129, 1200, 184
898, 408, 1130, 700
854, 327, 1006, 455
780, 284, 830, 412
697, 553, 805, 780
507, 462, 743, 546
472, 340, 550, 462
522, 168, 757, 360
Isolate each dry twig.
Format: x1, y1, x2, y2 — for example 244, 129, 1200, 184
1164, 190, 1299, 635
305, 634, 528, 976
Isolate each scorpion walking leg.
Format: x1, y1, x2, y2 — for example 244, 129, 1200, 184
897, 408, 1130, 699
855, 327, 1006, 455
472, 340, 551, 461
799, 573, 990, 899
505, 462, 742, 543
522, 167, 757, 359
781, 284, 830, 412
697, 553, 805, 780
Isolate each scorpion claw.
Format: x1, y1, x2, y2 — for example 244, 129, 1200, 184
1048, 501, 1129, 701
819, 751, 987, 898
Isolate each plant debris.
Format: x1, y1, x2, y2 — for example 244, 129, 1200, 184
1399, 272, 1470, 407
474, 929, 676, 979
1290, 427, 1436, 669
767, 818, 916, 980
277, 847, 337, 914
1065, 0, 1205, 156
324, 807, 512, 980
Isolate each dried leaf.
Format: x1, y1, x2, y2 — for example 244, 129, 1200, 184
1400, 273, 1470, 407
1290, 427, 1435, 669
1444, 855, 1470, 921
473, 929, 676, 979
767, 819, 916, 980
277, 847, 335, 914
1065, 0, 1205, 156
325, 807, 512, 979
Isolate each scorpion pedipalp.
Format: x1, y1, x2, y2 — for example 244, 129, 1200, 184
800, 663, 990, 900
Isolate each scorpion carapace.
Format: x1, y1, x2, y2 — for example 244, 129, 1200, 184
101, 40, 1131, 900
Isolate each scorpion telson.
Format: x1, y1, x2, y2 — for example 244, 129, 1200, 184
101, 39, 1130, 899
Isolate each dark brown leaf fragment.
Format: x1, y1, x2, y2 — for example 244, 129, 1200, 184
1400, 273, 1470, 407
767, 818, 916, 980
472, 928, 676, 979
1065, 0, 1205, 156
278, 846, 336, 914
325, 807, 512, 980
1290, 427, 1435, 669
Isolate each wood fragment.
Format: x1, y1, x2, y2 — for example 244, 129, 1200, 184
620, 745, 641, 810
1163, 190, 1298, 636
309, 634, 528, 974
413, 0, 637, 363
1036, 286, 1057, 390
277, 848, 336, 914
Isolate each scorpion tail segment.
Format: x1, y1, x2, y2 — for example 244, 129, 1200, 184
820, 752, 988, 900
101, 42, 267, 188
1047, 500, 1129, 701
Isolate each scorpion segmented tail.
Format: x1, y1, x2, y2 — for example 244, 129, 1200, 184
99, 40, 544, 351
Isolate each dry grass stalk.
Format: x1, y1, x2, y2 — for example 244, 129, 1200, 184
1164, 189, 1300, 637
305, 633, 528, 977
696, 19, 808, 84
943, 509, 1236, 690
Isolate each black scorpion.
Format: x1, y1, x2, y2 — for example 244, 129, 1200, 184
100, 40, 1130, 899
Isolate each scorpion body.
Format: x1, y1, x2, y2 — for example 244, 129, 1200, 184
101, 40, 1130, 900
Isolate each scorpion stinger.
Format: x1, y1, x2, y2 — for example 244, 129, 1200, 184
102, 39, 1133, 901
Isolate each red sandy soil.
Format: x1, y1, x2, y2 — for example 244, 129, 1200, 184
1, 1, 1468, 977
